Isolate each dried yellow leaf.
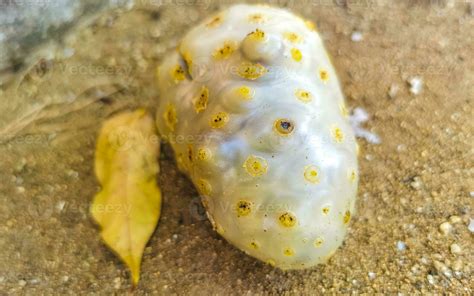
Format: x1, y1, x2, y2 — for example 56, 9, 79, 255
91, 109, 161, 286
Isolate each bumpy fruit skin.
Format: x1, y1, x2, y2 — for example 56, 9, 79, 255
156, 4, 358, 269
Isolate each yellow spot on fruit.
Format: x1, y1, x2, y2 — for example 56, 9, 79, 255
278, 212, 297, 228
304, 165, 320, 184
235, 85, 254, 100
283, 247, 294, 256
197, 148, 212, 161
213, 41, 237, 60
274, 119, 295, 136
243, 155, 268, 177
314, 237, 324, 248
319, 69, 329, 83
247, 28, 266, 41
249, 241, 259, 250
343, 210, 351, 224
248, 13, 266, 23
283, 32, 302, 43
197, 179, 212, 195
305, 20, 317, 31
209, 112, 229, 129
237, 62, 267, 80
206, 15, 223, 28
163, 104, 177, 131
295, 89, 312, 103
349, 170, 357, 182
170, 65, 186, 83
291, 48, 303, 62
322, 206, 330, 215
236, 200, 252, 217
332, 127, 344, 143
194, 86, 209, 113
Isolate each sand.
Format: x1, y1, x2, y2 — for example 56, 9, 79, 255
0, 0, 472, 294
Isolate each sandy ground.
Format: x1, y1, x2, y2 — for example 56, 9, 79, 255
0, 0, 473, 294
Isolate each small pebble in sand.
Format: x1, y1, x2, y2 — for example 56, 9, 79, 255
351, 31, 363, 42
439, 221, 452, 235
408, 76, 423, 95
449, 215, 461, 224
66, 169, 79, 179
433, 260, 449, 274
388, 84, 399, 99
470, 191, 474, 197
349, 107, 381, 144
114, 277, 122, 290
15, 158, 27, 173
396, 144, 407, 152
113, 277, 121, 289
16, 186, 25, 194
56, 201, 66, 212
396, 241, 406, 251
450, 243, 461, 255
452, 260, 463, 271
410, 177, 423, 190
18, 280, 27, 287
368, 272, 376, 280
15, 176, 24, 185
468, 219, 474, 233
427, 274, 435, 285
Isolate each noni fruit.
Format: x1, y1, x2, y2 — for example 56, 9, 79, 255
156, 4, 358, 269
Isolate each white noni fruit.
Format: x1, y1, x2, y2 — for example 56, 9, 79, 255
156, 4, 358, 269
